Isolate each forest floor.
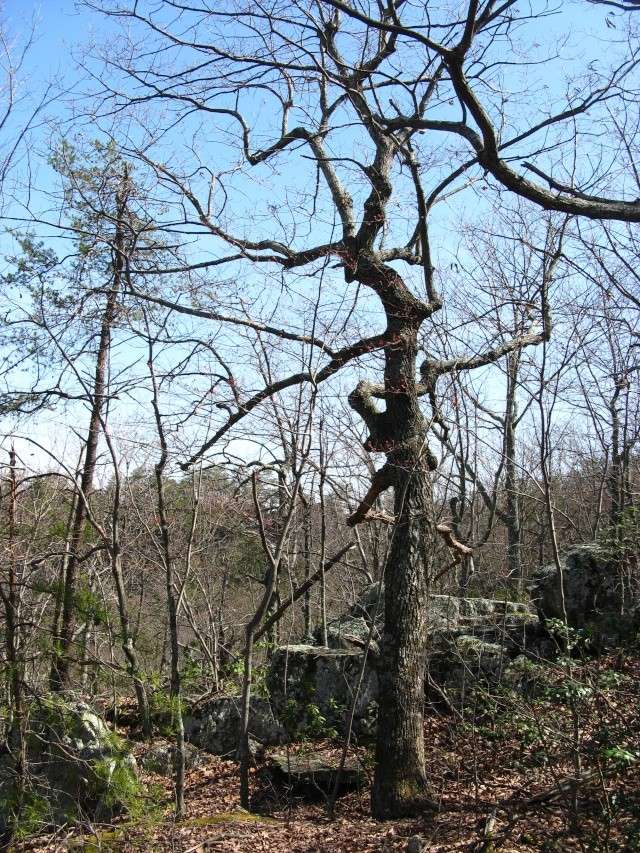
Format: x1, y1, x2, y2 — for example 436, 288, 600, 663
15, 652, 640, 852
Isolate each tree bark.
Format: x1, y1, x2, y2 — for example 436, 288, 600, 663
149, 337, 186, 818
1, 447, 26, 841
50, 175, 128, 691
344, 252, 438, 818
112, 547, 152, 737
371, 450, 436, 817
504, 354, 522, 592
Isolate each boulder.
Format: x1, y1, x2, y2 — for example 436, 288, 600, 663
427, 635, 510, 709
183, 696, 287, 758
273, 590, 538, 732
266, 645, 378, 739
325, 584, 537, 655
141, 741, 205, 776
270, 749, 364, 794
36, 700, 138, 823
502, 654, 554, 699
0, 698, 139, 831
325, 615, 375, 652
531, 544, 638, 644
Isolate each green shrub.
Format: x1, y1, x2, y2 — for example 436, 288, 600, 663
149, 689, 185, 736
92, 756, 145, 818
281, 699, 338, 741
0, 790, 51, 840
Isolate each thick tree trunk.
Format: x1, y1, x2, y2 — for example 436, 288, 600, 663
353, 305, 437, 818
371, 455, 436, 818
343, 249, 438, 818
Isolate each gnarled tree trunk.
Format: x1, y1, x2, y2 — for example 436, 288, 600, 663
347, 278, 437, 818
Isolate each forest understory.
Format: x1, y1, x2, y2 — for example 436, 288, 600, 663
14, 651, 640, 853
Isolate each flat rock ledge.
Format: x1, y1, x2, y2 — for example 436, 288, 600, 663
270, 749, 365, 793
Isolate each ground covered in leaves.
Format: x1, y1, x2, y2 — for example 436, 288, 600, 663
15, 652, 640, 852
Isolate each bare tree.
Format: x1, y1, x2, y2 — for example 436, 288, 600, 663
0, 447, 26, 841
77, 0, 640, 818
0, 15, 52, 213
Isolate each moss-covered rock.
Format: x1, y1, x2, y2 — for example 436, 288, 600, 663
0, 697, 140, 836
502, 654, 553, 698
427, 635, 510, 709
531, 544, 639, 645
325, 584, 537, 654
141, 740, 204, 776
266, 645, 378, 740
183, 695, 287, 758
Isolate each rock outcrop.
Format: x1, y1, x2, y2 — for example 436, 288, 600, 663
427, 635, 510, 707
270, 749, 364, 793
325, 583, 537, 654
266, 645, 378, 738
185, 547, 636, 754
141, 740, 205, 776
269, 586, 540, 723
0, 698, 139, 832
531, 543, 638, 645
183, 695, 287, 758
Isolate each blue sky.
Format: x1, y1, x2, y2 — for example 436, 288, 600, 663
0, 0, 636, 480
3, 1, 90, 86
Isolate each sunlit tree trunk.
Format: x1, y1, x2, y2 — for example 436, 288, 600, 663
372, 449, 435, 817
